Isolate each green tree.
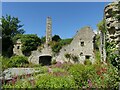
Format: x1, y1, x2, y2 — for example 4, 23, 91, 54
97, 19, 106, 33
2, 15, 25, 57
13, 34, 41, 56
50, 38, 73, 54
52, 34, 61, 42
59, 38, 73, 45
51, 42, 62, 54
41, 36, 46, 44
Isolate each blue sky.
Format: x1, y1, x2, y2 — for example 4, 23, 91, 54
2, 2, 109, 39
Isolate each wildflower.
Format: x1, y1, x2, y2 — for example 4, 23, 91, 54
12, 78, 16, 85
97, 71, 101, 75
55, 62, 62, 68
48, 67, 52, 73
88, 79, 92, 88
101, 68, 107, 73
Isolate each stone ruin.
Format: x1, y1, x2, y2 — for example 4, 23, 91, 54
104, 0, 120, 55
13, 17, 96, 65
56, 27, 95, 64
28, 17, 52, 65
13, 39, 23, 56
11, 1, 120, 66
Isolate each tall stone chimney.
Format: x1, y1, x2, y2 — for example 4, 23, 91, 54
46, 17, 52, 44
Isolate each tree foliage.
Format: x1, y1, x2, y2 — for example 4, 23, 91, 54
41, 36, 46, 44
50, 38, 73, 54
2, 15, 25, 57
13, 34, 41, 55
52, 34, 61, 42
2, 15, 24, 37
97, 19, 106, 33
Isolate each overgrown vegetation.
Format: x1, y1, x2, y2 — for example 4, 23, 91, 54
65, 53, 79, 63
2, 15, 25, 57
8, 56, 29, 67
2, 63, 119, 89
1, 4, 120, 89
50, 38, 73, 54
106, 41, 120, 69
13, 34, 41, 55
1, 56, 29, 70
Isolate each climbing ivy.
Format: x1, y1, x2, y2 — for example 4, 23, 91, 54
106, 41, 120, 69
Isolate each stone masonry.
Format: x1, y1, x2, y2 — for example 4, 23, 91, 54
46, 17, 52, 44
28, 17, 52, 65
104, 0, 120, 54
56, 26, 95, 64
14, 17, 96, 65
13, 39, 23, 56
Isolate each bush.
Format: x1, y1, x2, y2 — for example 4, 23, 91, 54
68, 64, 119, 89
68, 64, 96, 88
1, 56, 10, 70
51, 59, 57, 65
8, 56, 29, 67
84, 59, 92, 65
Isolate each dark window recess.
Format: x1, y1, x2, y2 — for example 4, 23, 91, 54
81, 41, 84, 46
17, 46, 20, 49
39, 56, 52, 65
85, 55, 90, 59
80, 52, 83, 56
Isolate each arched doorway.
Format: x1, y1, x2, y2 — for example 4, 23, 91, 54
39, 56, 52, 65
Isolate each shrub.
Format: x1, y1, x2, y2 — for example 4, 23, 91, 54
84, 59, 92, 65
8, 56, 29, 67
68, 63, 119, 89
1, 56, 10, 70
51, 59, 57, 65
35, 66, 48, 74
68, 64, 96, 88
52, 68, 65, 73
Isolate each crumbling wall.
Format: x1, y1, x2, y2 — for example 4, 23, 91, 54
56, 26, 95, 64
13, 39, 23, 56
104, 0, 120, 54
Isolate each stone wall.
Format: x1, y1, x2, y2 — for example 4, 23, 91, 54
56, 26, 95, 64
13, 39, 23, 56
28, 44, 52, 65
104, 0, 120, 54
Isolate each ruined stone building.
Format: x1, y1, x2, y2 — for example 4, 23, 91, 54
104, 0, 120, 54
56, 27, 95, 64
13, 39, 23, 56
28, 17, 52, 65
13, 17, 96, 65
